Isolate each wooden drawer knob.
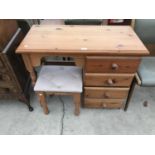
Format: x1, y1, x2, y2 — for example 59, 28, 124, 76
112, 63, 119, 70
104, 92, 110, 98
102, 103, 107, 108
3, 75, 11, 81
10, 87, 18, 93
107, 79, 115, 85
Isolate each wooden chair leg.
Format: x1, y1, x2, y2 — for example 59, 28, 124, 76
38, 93, 49, 114
73, 93, 81, 116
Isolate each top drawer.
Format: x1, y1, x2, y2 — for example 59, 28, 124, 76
85, 57, 141, 73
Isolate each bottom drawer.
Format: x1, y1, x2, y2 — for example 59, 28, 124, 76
84, 87, 129, 99
84, 98, 124, 109
0, 87, 19, 94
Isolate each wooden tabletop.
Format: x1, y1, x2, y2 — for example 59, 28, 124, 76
16, 25, 149, 56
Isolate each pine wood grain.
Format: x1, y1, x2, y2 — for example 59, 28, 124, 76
16, 25, 149, 56
85, 57, 141, 73
84, 87, 129, 99
84, 98, 124, 108
84, 73, 134, 87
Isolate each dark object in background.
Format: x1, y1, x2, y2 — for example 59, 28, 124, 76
108, 19, 132, 25
65, 19, 103, 25
143, 101, 148, 107
0, 20, 18, 51
0, 20, 33, 111
17, 20, 30, 35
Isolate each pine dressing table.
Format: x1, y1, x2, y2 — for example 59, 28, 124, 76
16, 25, 149, 110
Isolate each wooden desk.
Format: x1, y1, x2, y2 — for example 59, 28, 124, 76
16, 25, 149, 109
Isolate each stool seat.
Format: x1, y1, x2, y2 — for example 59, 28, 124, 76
34, 65, 82, 93
138, 57, 155, 86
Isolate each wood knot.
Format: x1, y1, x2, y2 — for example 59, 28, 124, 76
128, 34, 133, 37
56, 27, 62, 30
83, 39, 88, 41
117, 44, 124, 48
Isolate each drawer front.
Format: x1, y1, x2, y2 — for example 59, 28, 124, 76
84, 73, 134, 87
0, 87, 19, 94
0, 73, 13, 83
0, 57, 9, 74
85, 57, 140, 73
84, 87, 129, 99
84, 98, 124, 109
0, 57, 4, 68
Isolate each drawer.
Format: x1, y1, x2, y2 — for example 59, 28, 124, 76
84, 87, 129, 99
0, 73, 13, 82
0, 87, 19, 94
84, 98, 124, 109
85, 57, 140, 73
0, 58, 3, 67
84, 73, 134, 87
0, 59, 8, 74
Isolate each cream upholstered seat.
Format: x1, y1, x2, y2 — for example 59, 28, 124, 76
34, 65, 82, 93
34, 65, 83, 115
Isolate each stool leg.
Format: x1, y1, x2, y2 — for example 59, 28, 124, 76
39, 93, 49, 114
73, 93, 81, 116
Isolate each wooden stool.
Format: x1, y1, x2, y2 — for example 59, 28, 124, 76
34, 65, 83, 115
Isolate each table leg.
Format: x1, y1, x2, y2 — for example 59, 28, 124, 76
22, 54, 37, 86
74, 57, 85, 67
73, 93, 81, 116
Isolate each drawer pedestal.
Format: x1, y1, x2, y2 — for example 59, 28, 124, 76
83, 56, 140, 109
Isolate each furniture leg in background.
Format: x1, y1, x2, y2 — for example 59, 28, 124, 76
124, 78, 136, 111
0, 19, 33, 111
124, 57, 155, 110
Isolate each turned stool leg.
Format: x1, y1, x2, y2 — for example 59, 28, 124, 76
73, 93, 81, 116
38, 93, 49, 114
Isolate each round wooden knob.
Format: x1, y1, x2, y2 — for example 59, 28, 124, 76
107, 79, 114, 85
12, 88, 17, 93
104, 92, 110, 98
3, 75, 11, 81
103, 103, 107, 108
112, 63, 119, 70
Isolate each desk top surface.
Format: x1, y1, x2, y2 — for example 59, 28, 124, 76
16, 25, 149, 56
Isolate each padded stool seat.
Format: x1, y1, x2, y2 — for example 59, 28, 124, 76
138, 57, 155, 86
34, 65, 82, 93
34, 65, 83, 115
